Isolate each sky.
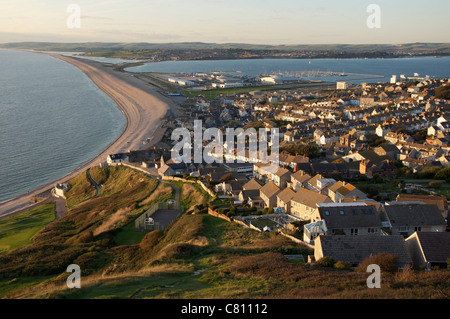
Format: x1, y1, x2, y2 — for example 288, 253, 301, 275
0, 0, 449, 44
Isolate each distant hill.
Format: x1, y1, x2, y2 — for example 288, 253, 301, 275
1, 42, 450, 55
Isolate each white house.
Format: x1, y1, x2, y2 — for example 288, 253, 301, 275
107, 153, 129, 164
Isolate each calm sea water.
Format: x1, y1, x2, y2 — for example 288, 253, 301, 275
126, 56, 450, 83
0, 50, 126, 203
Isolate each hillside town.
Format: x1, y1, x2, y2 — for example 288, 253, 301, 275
111, 75, 450, 270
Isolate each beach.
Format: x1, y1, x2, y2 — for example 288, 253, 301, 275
0, 53, 179, 218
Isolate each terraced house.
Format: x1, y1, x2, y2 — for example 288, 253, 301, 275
290, 188, 332, 220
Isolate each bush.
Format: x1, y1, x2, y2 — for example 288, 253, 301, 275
334, 261, 352, 270
316, 256, 336, 268
356, 253, 398, 274
417, 166, 440, 179
435, 167, 450, 182
262, 207, 274, 215
429, 181, 443, 188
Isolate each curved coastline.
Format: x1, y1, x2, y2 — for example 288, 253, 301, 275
0, 52, 176, 218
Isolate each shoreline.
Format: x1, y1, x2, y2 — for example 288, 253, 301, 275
0, 52, 179, 219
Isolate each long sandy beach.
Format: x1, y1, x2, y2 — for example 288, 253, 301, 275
0, 53, 178, 218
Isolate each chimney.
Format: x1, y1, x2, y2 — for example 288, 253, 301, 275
293, 163, 298, 173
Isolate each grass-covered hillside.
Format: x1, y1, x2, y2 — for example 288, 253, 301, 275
0, 165, 449, 299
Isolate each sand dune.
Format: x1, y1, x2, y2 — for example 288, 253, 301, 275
0, 53, 177, 218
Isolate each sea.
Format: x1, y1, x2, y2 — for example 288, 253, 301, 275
125, 56, 450, 83
0, 49, 126, 204
1, 51, 450, 204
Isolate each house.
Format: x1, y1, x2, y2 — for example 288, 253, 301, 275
405, 232, 450, 269
214, 180, 246, 198
259, 181, 281, 208
396, 194, 448, 221
381, 203, 447, 237
360, 159, 397, 177
374, 145, 400, 160
290, 188, 332, 220
327, 181, 367, 203
289, 171, 312, 191
314, 235, 413, 269
239, 190, 263, 208
242, 178, 262, 191
312, 202, 382, 236
272, 167, 291, 188
107, 153, 128, 164
305, 174, 336, 195
253, 162, 273, 182
276, 188, 296, 214
54, 183, 70, 198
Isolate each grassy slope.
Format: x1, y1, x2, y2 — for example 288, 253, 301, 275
1, 166, 449, 299
0, 203, 55, 254
13, 213, 450, 299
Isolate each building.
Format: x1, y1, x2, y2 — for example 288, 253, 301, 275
314, 235, 413, 269
242, 178, 262, 191
312, 202, 382, 236
390, 75, 397, 84
259, 181, 281, 208
405, 232, 450, 270
107, 153, 129, 164
289, 171, 312, 191
290, 188, 332, 220
276, 188, 296, 214
303, 220, 327, 245
336, 82, 348, 90
327, 181, 367, 203
54, 183, 70, 198
272, 167, 291, 188
381, 203, 447, 237
395, 194, 448, 221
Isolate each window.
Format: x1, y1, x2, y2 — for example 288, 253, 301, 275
339, 210, 345, 216
325, 210, 330, 216
350, 228, 359, 236
368, 228, 378, 234
414, 226, 422, 232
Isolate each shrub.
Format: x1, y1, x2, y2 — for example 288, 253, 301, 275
356, 253, 398, 274
334, 261, 352, 270
262, 207, 274, 215
316, 256, 336, 268
435, 167, 450, 181
429, 181, 443, 188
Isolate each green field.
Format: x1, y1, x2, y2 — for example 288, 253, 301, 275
182, 85, 278, 99
0, 203, 55, 254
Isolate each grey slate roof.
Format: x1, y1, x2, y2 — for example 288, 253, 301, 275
414, 232, 450, 263
383, 203, 447, 227
317, 235, 412, 267
318, 205, 381, 229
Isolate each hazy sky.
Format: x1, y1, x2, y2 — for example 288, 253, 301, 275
0, 0, 449, 44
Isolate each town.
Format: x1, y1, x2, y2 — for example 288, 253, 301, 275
107, 73, 450, 271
